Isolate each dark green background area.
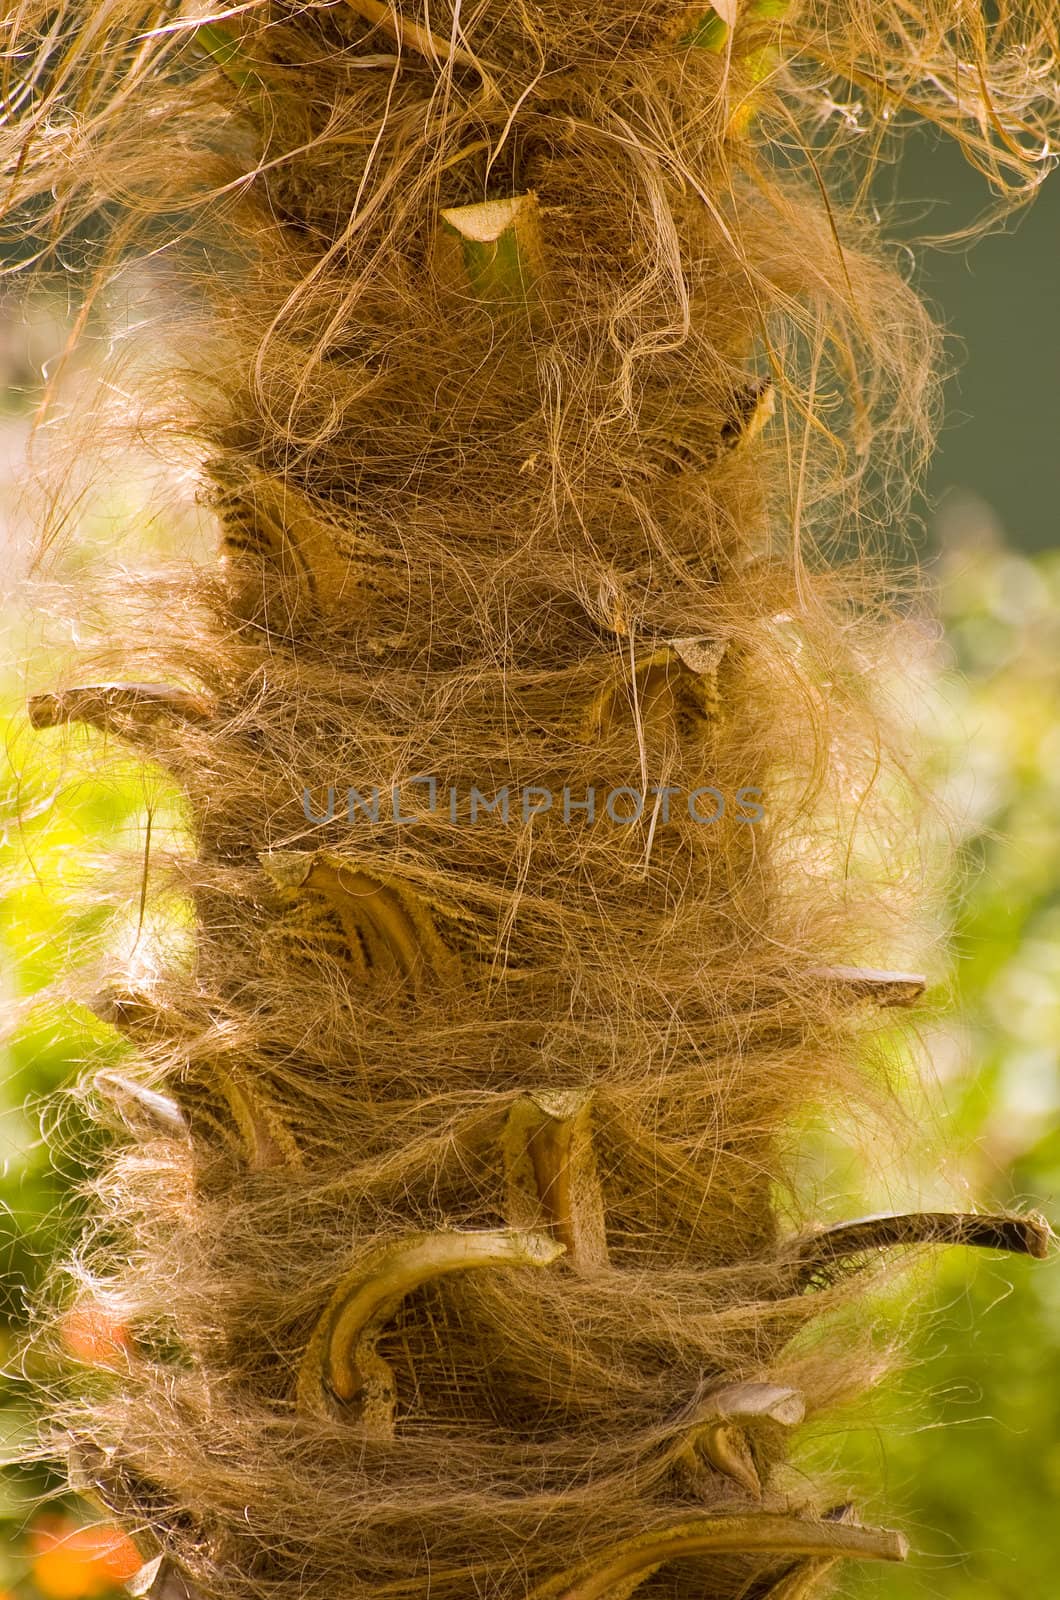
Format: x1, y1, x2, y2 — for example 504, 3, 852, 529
896, 134, 1060, 552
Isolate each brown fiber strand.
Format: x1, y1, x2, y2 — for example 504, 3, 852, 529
2, 3, 1058, 1599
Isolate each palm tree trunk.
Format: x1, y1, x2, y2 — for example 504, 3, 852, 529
4, 4, 1057, 1597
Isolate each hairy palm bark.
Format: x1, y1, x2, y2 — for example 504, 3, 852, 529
3, 4, 1058, 1599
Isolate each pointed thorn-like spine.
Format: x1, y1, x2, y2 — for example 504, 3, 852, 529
807, 966, 927, 1008
525, 1514, 907, 1600
28, 683, 214, 735
696, 1424, 762, 1497
503, 1089, 609, 1270
95, 1071, 188, 1140
673, 1381, 805, 1498
297, 1228, 565, 1434
788, 1210, 1053, 1290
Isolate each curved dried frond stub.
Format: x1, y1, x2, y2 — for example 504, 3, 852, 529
2, 1, 1057, 1598
524, 1513, 908, 1600
296, 1228, 565, 1432
786, 1209, 1053, 1291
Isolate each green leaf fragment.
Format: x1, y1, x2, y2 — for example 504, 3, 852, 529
680, 1, 788, 53
194, 24, 262, 93
683, 11, 729, 50
436, 195, 544, 311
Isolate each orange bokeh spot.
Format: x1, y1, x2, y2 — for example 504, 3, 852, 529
60, 1305, 129, 1368
30, 1515, 141, 1598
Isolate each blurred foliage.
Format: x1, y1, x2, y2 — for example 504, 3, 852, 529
0, 349, 1058, 1599
846, 504, 1060, 1600
0, 704, 153, 1595
0, 303, 190, 1592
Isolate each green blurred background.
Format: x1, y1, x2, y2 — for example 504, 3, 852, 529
0, 132, 1058, 1599
896, 133, 1060, 554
